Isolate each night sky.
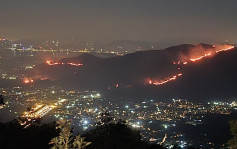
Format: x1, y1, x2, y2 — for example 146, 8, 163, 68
0, 0, 236, 42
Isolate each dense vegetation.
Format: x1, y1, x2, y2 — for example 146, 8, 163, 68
0, 119, 165, 149
0, 120, 58, 149
228, 120, 237, 149
0, 111, 236, 149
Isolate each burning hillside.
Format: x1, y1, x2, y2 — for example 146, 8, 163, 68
23, 44, 235, 91
146, 44, 235, 86
46, 60, 83, 67
177, 44, 234, 63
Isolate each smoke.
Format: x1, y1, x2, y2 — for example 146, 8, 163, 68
148, 44, 235, 86
179, 44, 234, 62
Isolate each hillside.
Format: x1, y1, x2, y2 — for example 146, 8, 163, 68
27, 44, 237, 101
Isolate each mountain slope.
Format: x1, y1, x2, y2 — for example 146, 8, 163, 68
28, 44, 237, 101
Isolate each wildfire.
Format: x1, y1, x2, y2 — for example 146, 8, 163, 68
173, 61, 188, 65
46, 60, 83, 67
148, 73, 183, 86
189, 45, 234, 62
172, 45, 235, 64
183, 62, 188, 65
149, 44, 235, 87
23, 78, 34, 84
67, 62, 83, 66
190, 52, 212, 62
215, 45, 235, 53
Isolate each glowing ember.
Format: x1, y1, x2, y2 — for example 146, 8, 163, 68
150, 45, 235, 87
67, 62, 83, 66
46, 60, 83, 67
183, 62, 188, 65
149, 80, 152, 85
173, 45, 235, 64
149, 73, 183, 86
190, 45, 234, 62
215, 45, 235, 53
40, 78, 48, 80
190, 52, 212, 62
173, 61, 188, 65
23, 78, 34, 84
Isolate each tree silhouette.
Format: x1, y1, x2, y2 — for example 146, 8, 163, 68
0, 120, 58, 149
98, 111, 114, 125
0, 119, 201, 149
73, 135, 92, 149
49, 119, 91, 149
84, 122, 164, 149
171, 144, 181, 149
228, 120, 237, 149
0, 95, 5, 105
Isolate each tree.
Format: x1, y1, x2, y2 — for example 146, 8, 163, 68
0, 95, 5, 105
0, 120, 58, 149
73, 135, 92, 149
228, 120, 237, 149
98, 111, 114, 125
171, 144, 181, 149
49, 119, 91, 149
84, 122, 164, 149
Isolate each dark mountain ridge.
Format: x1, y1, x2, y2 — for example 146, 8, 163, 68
28, 44, 237, 102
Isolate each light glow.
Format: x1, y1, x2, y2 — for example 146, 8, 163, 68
23, 78, 34, 84
149, 73, 183, 86
189, 45, 234, 62
46, 60, 83, 67
149, 45, 235, 86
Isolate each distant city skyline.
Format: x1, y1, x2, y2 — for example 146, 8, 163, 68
0, 0, 236, 43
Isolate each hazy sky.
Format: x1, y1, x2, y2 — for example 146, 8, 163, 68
0, 0, 236, 43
